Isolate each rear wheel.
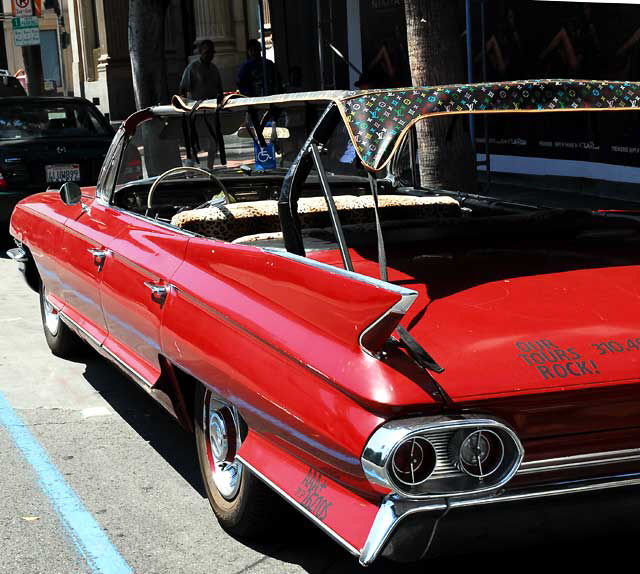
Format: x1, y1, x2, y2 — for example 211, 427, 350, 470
39, 284, 84, 358
194, 383, 283, 538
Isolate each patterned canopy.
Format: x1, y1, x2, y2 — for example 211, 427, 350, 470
171, 79, 640, 171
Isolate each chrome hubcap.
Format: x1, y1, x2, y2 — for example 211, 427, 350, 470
205, 393, 242, 500
42, 288, 59, 336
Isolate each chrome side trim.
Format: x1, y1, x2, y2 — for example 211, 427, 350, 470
263, 247, 417, 300
111, 251, 160, 281
100, 345, 154, 389
236, 455, 360, 557
362, 470, 640, 565
59, 312, 153, 388
518, 448, 640, 475
59, 311, 102, 348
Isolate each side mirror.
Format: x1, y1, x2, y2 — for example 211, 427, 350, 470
60, 182, 82, 206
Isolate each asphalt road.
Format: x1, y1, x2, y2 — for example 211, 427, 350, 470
1, 236, 639, 573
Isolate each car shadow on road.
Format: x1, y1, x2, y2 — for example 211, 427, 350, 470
79, 352, 206, 498
73, 348, 416, 572
74, 350, 640, 573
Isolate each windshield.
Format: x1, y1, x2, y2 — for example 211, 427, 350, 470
115, 102, 385, 192
392, 109, 640, 212
115, 103, 329, 187
0, 101, 110, 141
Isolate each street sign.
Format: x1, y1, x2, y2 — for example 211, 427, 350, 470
12, 0, 33, 17
12, 17, 40, 47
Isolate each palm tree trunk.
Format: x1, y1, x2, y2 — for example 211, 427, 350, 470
404, 0, 476, 193
129, 0, 170, 109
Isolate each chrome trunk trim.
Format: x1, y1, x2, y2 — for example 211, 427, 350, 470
453, 471, 640, 507
517, 448, 640, 475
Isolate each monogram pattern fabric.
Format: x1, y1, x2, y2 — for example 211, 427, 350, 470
172, 79, 640, 172
341, 80, 640, 171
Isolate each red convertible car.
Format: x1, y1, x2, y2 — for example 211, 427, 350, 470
8, 80, 640, 564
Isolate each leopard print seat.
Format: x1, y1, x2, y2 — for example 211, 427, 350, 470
170, 195, 460, 242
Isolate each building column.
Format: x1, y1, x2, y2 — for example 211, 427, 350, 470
193, 0, 245, 90
82, 0, 135, 121
346, 0, 362, 89
194, 0, 235, 51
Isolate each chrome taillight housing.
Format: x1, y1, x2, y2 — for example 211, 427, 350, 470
361, 416, 524, 498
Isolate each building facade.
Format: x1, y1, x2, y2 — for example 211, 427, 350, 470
1, 0, 266, 121
1, 0, 71, 91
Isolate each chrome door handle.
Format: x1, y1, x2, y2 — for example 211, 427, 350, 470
87, 248, 110, 271
143, 282, 168, 306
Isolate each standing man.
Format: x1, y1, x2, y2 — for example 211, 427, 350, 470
237, 39, 281, 96
179, 39, 223, 168
179, 39, 223, 100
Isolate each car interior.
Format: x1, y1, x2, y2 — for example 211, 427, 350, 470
111, 108, 463, 251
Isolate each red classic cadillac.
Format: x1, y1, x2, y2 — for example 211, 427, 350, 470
8, 80, 640, 565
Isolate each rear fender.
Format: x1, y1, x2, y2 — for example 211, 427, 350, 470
237, 430, 381, 557
264, 248, 418, 354
173, 240, 417, 354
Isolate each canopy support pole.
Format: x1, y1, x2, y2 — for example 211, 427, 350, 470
465, 0, 475, 149
258, 0, 269, 96
308, 141, 353, 271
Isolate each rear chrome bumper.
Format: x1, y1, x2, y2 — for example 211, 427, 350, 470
361, 469, 640, 565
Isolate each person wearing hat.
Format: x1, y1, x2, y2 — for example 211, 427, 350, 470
179, 39, 223, 101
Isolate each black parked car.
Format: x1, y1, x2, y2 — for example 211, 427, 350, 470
0, 76, 27, 97
0, 97, 114, 223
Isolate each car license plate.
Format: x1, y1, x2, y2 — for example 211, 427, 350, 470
46, 164, 80, 183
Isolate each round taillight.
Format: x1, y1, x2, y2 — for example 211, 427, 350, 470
450, 429, 505, 479
389, 436, 436, 487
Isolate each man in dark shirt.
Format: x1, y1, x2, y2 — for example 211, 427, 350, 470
179, 39, 223, 168
236, 39, 281, 97
179, 39, 223, 100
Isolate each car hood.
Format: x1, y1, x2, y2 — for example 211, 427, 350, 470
387, 236, 640, 402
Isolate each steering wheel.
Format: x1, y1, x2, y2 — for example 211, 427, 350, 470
147, 166, 233, 211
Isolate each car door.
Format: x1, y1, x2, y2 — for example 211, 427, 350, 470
99, 213, 190, 386
57, 189, 127, 344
